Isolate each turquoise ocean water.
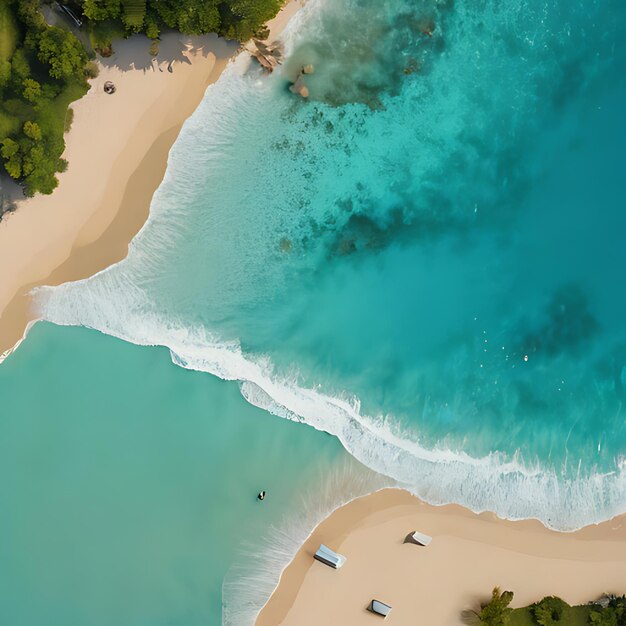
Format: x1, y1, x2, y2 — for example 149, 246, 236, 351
34, 0, 626, 530
3, 0, 626, 622
0, 322, 361, 625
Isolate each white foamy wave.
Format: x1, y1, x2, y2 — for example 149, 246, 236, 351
98, 0, 327, 283
222, 463, 391, 625
29, 0, 626, 533
34, 274, 626, 532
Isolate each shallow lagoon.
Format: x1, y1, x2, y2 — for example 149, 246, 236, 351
0, 323, 352, 626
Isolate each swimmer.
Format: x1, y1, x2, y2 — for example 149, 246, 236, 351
258, 490, 266, 501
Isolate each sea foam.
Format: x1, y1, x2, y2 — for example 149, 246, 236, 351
33, 0, 626, 531
34, 281, 626, 531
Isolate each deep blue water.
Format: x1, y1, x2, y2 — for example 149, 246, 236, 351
37, 0, 626, 528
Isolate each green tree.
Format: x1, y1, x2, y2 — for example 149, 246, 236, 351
1, 137, 22, 179
21, 142, 43, 176
144, 13, 159, 39
10, 48, 30, 83
121, 0, 146, 31
532, 596, 570, 626
22, 77, 41, 102
0, 60, 11, 89
82, 0, 122, 21
16, 0, 46, 31
1, 137, 19, 159
590, 610, 619, 626
590, 596, 626, 626
463, 587, 514, 626
3, 157, 22, 179
23, 120, 42, 141
1, 1, 89, 196
150, 0, 220, 35
226, 0, 281, 25
83, 61, 99, 78
80, 0, 283, 44
37, 27, 88, 81
220, 0, 280, 39
23, 157, 60, 194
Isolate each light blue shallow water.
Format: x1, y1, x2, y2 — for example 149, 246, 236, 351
37, 0, 626, 528
0, 323, 355, 626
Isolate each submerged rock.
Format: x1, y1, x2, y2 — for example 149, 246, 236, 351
289, 75, 309, 98
279, 237, 293, 252
289, 65, 315, 98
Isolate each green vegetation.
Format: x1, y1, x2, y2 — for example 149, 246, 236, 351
0, 0, 90, 197
463, 587, 515, 626
77, 0, 282, 54
0, 2, 21, 139
37, 26, 88, 79
589, 596, 626, 626
0, 1, 19, 68
532, 597, 578, 626
1, 0, 283, 200
87, 18, 125, 56
466, 590, 626, 626
509, 605, 593, 626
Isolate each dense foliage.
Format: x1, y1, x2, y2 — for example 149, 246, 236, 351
532, 597, 572, 625
0, 0, 89, 198
76, 0, 282, 48
589, 596, 626, 626
462, 587, 515, 626
465, 590, 626, 626
1, 0, 282, 200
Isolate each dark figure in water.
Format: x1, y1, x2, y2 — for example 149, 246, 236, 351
258, 490, 266, 501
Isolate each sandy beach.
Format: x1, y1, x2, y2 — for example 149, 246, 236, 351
0, 1, 302, 360
256, 488, 626, 625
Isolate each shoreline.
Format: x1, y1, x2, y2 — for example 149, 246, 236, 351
256, 488, 626, 625
0, 1, 302, 361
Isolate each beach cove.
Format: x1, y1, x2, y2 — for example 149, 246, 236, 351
0, 1, 302, 360
0, 0, 625, 623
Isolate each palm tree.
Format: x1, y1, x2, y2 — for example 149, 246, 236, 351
462, 587, 514, 626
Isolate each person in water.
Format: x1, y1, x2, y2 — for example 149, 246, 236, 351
258, 490, 266, 501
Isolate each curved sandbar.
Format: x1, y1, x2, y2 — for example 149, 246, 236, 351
256, 488, 626, 625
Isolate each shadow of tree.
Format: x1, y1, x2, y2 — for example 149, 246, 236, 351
100, 32, 239, 73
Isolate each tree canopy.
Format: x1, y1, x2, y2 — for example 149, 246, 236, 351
0, 0, 89, 197
151, 0, 221, 36
465, 591, 626, 626
590, 596, 626, 626
478, 588, 514, 626
1, 0, 283, 199
37, 27, 88, 80
79, 0, 282, 42
462, 587, 515, 626
532, 596, 570, 626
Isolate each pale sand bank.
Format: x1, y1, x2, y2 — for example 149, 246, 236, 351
256, 488, 626, 625
0, 1, 302, 360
